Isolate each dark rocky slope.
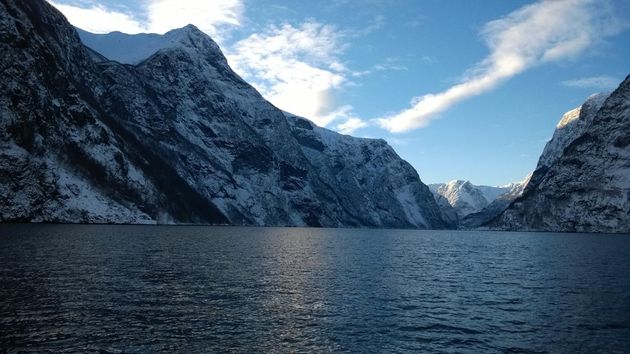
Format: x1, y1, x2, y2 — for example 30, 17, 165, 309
0, 0, 450, 228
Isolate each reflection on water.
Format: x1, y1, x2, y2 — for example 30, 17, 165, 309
1, 224, 629, 352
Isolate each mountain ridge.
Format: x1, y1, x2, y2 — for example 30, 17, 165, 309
0, 0, 450, 228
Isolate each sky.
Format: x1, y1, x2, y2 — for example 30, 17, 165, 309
48, 0, 630, 186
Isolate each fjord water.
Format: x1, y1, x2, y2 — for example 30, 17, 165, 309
1, 225, 629, 352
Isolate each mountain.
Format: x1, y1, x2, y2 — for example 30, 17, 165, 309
460, 173, 532, 228
0, 0, 451, 228
491, 77, 630, 233
429, 180, 513, 220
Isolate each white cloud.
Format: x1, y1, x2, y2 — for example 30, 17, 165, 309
144, 0, 244, 41
378, 0, 624, 133
48, 0, 244, 42
227, 21, 356, 127
48, 1, 145, 34
336, 115, 368, 135
561, 75, 621, 90
373, 57, 408, 72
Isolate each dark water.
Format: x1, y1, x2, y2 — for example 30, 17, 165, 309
1, 225, 629, 353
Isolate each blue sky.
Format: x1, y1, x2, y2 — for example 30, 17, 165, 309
49, 0, 630, 186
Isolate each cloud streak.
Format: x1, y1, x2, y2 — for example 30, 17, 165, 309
561, 75, 621, 90
378, 0, 624, 133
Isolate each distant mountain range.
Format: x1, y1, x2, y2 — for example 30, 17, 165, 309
429, 177, 530, 228
0, 0, 628, 232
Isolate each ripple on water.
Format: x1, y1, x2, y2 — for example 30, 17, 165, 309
1, 225, 630, 352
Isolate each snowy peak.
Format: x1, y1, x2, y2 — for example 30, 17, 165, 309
77, 24, 226, 66
459, 173, 532, 229
430, 180, 494, 218
556, 92, 608, 129
429, 178, 531, 224
555, 107, 581, 129
537, 91, 610, 169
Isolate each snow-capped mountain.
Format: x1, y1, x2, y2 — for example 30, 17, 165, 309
429, 180, 512, 219
460, 173, 532, 228
536, 92, 610, 169
76, 26, 214, 65
492, 77, 630, 233
0, 0, 451, 228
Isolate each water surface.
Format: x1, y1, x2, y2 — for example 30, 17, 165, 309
1, 225, 629, 352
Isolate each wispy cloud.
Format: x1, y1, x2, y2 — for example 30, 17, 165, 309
48, 0, 244, 42
350, 14, 386, 37
378, 0, 625, 133
48, 1, 146, 34
336, 116, 368, 135
227, 21, 358, 128
351, 57, 408, 78
385, 137, 410, 146
561, 75, 621, 90
373, 57, 408, 72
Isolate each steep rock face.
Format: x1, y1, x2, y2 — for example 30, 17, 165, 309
0, 0, 449, 228
431, 193, 459, 228
493, 77, 630, 233
285, 114, 452, 228
0, 0, 226, 223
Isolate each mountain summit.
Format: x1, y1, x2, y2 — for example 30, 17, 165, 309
76, 24, 225, 66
